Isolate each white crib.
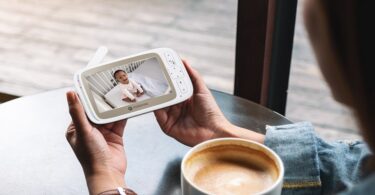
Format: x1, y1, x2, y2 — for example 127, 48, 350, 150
86, 60, 144, 111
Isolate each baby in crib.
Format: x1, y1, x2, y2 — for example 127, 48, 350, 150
113, 69, 144, 102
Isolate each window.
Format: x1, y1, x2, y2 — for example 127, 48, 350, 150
0, 0, 237, 98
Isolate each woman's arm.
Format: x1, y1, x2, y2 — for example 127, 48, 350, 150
265, 122, 371, 194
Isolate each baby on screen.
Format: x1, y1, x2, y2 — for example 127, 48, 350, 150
113, 69, 144, 102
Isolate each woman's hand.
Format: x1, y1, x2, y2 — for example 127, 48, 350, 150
66, 91, 127, 195
154, 61, 265, 147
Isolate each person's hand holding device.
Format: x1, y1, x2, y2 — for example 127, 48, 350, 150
65, 91, 128, 195
74, 48, 193, 124
69, 47, 195, 194
67, 47, 264, 194
154, 61, 265, 147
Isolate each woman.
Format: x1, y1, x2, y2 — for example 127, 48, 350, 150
65, 0, 374, 194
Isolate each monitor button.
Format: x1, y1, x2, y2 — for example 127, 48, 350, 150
170, 71, 178, 79
169, 66, 184, 79
176, 79, 188, 94
164, 52, 176, 66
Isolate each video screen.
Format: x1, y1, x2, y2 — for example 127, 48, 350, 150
84, 57, 173, 114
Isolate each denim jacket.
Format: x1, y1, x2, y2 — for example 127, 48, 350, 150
265, 122, 373, 194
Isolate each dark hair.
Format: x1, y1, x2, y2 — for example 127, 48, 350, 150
316, 0, 374, 153
113, 69, 126, 79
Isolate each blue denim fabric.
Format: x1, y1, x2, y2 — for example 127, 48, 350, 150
265, 122, 373, 194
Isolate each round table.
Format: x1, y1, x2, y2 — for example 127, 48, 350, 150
0, 88, 291, 194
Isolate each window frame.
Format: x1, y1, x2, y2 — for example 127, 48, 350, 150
234, 0, 297, 115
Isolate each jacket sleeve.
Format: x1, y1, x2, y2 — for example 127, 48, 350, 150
264, 122, 372, 194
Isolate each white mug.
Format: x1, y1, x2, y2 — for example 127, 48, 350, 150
181, 138, 284, 195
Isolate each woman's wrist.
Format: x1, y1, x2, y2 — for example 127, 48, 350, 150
84, 168, 126, 195
216, 122, 265, 144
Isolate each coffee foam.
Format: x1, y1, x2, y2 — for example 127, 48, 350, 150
185, 145, 279, 195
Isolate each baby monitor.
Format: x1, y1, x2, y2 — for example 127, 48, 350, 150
74, 48, 193, 124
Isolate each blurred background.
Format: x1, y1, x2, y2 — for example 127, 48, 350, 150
0, 0, 359, 140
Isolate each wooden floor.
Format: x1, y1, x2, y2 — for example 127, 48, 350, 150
0, 0, 360, 140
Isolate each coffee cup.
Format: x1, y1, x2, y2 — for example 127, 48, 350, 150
181, 138, 284, 195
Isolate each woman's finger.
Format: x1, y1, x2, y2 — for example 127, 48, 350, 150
182, 60, 209, 93
67, 91, 92, 137
65, 123, 75, 140
65, 122, 77, 146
